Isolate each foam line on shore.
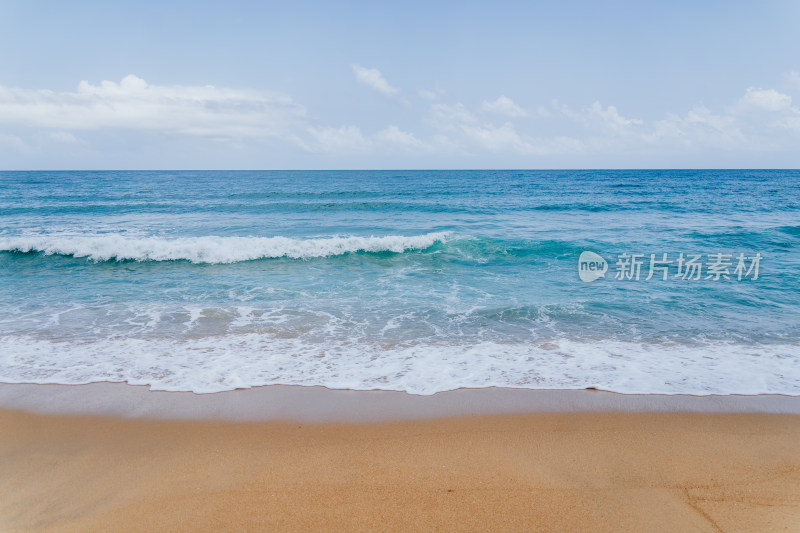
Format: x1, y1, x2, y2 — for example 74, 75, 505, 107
1, 382, 799, 422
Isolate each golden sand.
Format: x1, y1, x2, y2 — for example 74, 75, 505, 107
1, 410, 799, 532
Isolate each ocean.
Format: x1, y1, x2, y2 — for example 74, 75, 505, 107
0, 169, 798, 395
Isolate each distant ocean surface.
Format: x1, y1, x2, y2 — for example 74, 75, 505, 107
1, 170, 799, 395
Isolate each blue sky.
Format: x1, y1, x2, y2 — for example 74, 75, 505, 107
1, 0, 799, 169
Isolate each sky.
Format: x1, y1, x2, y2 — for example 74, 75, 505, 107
0, 0, 799, 169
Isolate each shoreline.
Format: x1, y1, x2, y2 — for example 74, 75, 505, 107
2, 381, 800, 422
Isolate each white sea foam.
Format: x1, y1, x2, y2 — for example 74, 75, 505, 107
0, 232, 453, 263
0, 334, 798, 396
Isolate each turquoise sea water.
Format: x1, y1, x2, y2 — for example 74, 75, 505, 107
0, 170, 798, 394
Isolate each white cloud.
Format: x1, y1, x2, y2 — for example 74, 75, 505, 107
732, 87, 800, 137
481, 96, 527, 118
0, 75, 307, 138
375, 125, 427, 151
646, 106, 745, 150
559, 101, 642, 135
418, 89, 438, 100
458, 123, 587, 156
461, 122, 534, 153
430, 85, 800, 160
307, 124, 434, 155
418, 82, 445, 101
0, 133, 28, 152
307, 125, 370, 154
47, 131, 79, 144
431, 103, 477, 126
787, 71, 800, 87
4, 73, 800, 166
737, 87, 793, 112
427, 86, 800, 158
428, 101, 578, 156
783, 116, 800, 133
586, 102, 643, 133
351, 65, 400, 96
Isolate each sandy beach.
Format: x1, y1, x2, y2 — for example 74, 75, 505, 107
1, 385, 799, 532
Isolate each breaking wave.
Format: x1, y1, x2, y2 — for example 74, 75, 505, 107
0, 232, 454, 263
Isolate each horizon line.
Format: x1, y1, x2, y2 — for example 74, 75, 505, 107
1, 168, 798, 172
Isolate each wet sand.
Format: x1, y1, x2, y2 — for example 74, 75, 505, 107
1, 386, 799, 532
